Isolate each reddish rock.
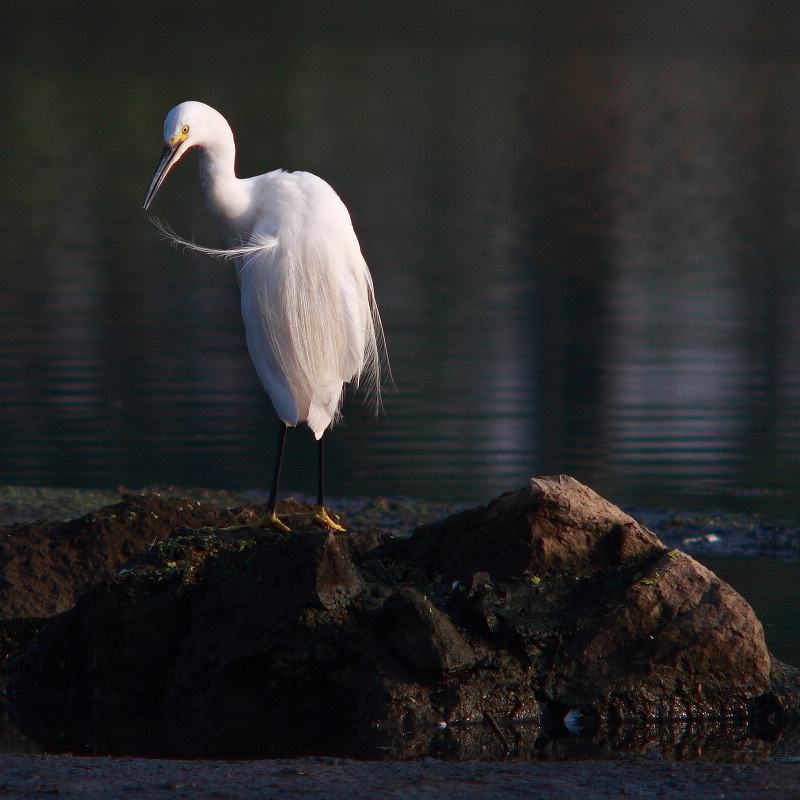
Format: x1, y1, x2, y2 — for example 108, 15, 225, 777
410, 475, 665, 582
550, 548, 771, 719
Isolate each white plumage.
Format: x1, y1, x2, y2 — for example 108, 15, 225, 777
144, 101, 387, 530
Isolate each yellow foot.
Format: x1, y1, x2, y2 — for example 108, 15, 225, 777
225, 507, 344, 534
311, 505, 346, 532
250, 510, 292, 533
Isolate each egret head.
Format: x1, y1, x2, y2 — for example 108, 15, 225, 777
143, 101, 229, 209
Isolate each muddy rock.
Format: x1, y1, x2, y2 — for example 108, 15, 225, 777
5, 476, 799, 758
0, 493, 312, 619
382, 587, 476, 678
0, 494, 253, 619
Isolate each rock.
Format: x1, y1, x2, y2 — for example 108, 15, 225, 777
0, 493, 306, 619
408, 475, 665, 582
382, 587, 475, 677
5, 476, 799, 759
549, 548, 771, 719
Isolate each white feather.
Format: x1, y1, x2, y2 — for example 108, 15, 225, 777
148, 216, 278, 260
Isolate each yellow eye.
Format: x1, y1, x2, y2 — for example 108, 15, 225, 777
181, 124, 190, 135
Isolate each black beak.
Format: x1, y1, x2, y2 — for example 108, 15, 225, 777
143, 141, 182, 210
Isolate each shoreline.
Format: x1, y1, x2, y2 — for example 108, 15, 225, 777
1, 484, 799, 558
1, 753, 800, 800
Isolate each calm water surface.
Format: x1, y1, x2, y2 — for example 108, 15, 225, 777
2, 3, 800, 519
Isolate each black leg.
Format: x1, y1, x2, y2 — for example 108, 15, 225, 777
313, 431, 344, 531
317, 436, 325, 508
267, 422, 288, 516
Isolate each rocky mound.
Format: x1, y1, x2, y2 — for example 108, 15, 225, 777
4, 476, 799, 759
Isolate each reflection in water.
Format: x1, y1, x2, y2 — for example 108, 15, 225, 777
603, 52, 800, 513
6, 698, 798, 762
605, 55, 750, 493
2, 4, 800, 520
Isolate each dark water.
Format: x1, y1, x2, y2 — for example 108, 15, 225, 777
3, 2, 800, 517
700, 556, 800, 666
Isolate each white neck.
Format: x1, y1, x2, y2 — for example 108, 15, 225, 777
196, 122, 251, 241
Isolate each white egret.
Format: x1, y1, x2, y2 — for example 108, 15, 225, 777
143, 101, 388, 532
